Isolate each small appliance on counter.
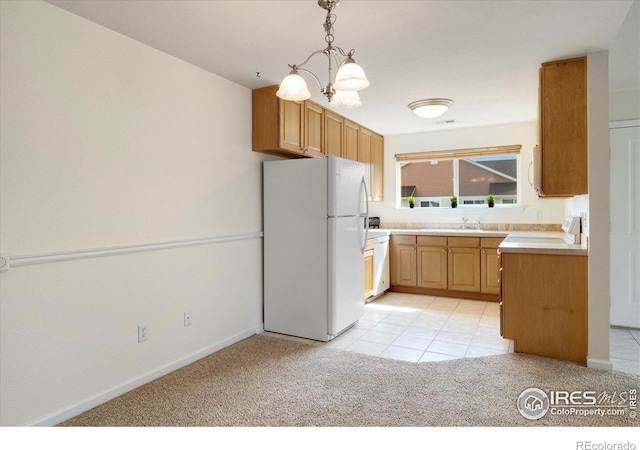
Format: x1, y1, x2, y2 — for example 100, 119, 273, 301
368, 217, 380, 229
562, 215, 581, 244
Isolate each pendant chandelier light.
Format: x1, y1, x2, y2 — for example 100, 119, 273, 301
276, 0, 369, 108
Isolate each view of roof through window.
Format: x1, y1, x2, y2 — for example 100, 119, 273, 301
400, 155, 518, 208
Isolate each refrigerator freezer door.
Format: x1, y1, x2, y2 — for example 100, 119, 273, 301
328, 215, 365, 338
327, 156, 366, 218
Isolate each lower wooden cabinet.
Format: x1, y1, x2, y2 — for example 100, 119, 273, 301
364, 239, 375, 300
447, 237, 481, 292
391, 235, 417, 287
501, 251, 587, 363
481, 237, 503, 294
390, 234, 503, 301
417, 236, 447, 289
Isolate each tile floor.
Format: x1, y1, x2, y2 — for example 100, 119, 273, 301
325, 292, 640, 376
326, 292, 513, 363
610, 326, 640, 376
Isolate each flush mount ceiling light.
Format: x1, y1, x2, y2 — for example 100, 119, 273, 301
408, 98, 454, 119
276, 0, 369, 108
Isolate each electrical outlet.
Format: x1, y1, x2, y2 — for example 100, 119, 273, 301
184, 312, 192, 327
535, 210, 542, 220
138, 325, 149, 342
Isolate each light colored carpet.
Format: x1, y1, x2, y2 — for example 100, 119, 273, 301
60, 333, 639, 427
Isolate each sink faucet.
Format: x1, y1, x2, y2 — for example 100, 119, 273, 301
462, 217, 469, 229
477, 220, 481, 230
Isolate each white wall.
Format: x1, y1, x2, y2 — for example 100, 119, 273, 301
0, 1, 268, 425
583, 51, 612, 370
609, 0, 640, 121
375, 122, 566, 227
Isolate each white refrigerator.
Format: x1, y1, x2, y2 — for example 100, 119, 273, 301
263, 156, 369, 341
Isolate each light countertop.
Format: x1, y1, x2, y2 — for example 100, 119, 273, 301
369, 228, 588, 256
498, 231, 588, 256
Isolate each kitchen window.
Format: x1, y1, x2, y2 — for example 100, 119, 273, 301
395, 144, 521, 208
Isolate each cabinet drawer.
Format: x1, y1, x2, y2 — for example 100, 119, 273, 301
480, 237, 504, 248
417, 236, 447, 246
393, 235, 416, 245
447, 237, 480, 248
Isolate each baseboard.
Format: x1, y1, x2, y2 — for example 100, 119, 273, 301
587, 358, 613, 371
28, 325, 264, 426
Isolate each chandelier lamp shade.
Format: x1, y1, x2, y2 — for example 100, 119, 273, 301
408, 98, 454, 119
276, 0, 369, 108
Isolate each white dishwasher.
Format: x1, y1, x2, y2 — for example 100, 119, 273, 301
372, 235, 390, 298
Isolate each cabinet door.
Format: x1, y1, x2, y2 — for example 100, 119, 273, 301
539, 56, 587, 196
501, 252, 587, 363
358, 127, 372, 199
481, 248, 501, 294
303, 101, 324, 157
417, 246, 447, 289
364, 247, 374, 300
394, 244, 417, 287
370, 133, 384, 201
279, 98, 304, 153
324, 110, 343, 158
448, 247, 480, 292
343, 119, 359, 161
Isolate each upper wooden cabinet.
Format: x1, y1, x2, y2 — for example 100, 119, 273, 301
252, 86, 384, 200
324, 110, 344, 158
358, 127, 384, 202
252, 85, 305, 158
537, 56, 587, 197
358, 127, 372, 197
370, 132, 384, 202
343, 119, 359, 161
303, 101, 324, 158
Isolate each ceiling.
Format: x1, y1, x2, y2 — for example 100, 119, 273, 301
46, 0, 635, 136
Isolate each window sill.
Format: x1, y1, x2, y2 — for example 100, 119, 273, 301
397, 204, 524, 212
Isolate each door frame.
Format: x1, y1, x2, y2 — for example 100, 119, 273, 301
609, 119, 640, 328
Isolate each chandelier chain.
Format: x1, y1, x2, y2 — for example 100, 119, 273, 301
323, 11, 337, 47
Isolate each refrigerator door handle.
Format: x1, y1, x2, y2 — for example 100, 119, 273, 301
359, 176, 369, 253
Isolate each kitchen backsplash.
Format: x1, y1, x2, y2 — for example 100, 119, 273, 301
379, 222, 562, 232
